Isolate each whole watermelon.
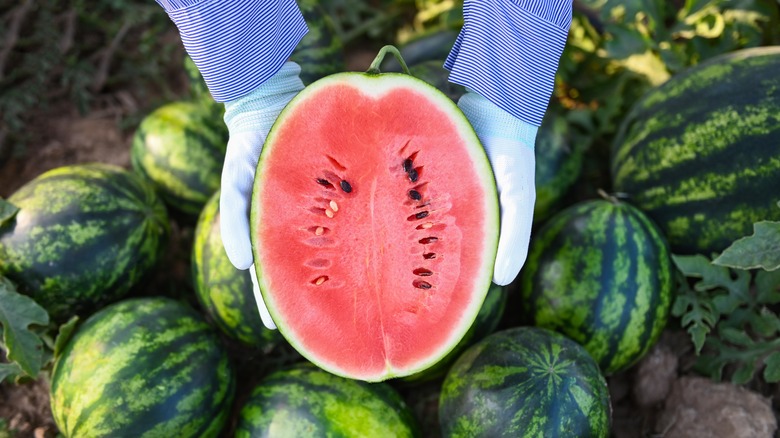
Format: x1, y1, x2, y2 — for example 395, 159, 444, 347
408, 60, 466, 102
235, 364, 420, 437
292, 0, 346, 85
0, 164, 169, 320
131, 100, 228, 217
611, 46, 780, 255
520, 199, 673, 374
50, 297, 235, 438
440, 327, 611, 437
192, 191, 281, 347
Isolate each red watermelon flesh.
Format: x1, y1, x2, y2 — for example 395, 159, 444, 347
251, 70, 498, 381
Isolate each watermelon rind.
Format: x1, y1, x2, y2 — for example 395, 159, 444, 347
50, 297, 235, 438
439, 326, 611, 438
235, 364, 420, 437
192, 190, 281, 348
611, 46, 780, 255
520, 199, 673, 375
0, 163, 169, 321
131, 100, 227, 217
250, 69, 499, 381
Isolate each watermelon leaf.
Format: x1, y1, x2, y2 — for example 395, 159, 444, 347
763, 351, 780, 383
0, 198, 19, 227
713, 221, 780, 272
0, 362, 23, 385
53, 316, 80, 359
0, 277, 50, 377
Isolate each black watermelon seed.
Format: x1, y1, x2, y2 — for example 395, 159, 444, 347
403, 159, 413, 173
316, 178, 332, 187
408, 168, 418, 183
409, 190, 421, 200
413, 280, 432, 289
415, 211, 429, 220
340, 180, 352, 193
423, 252, 436, 259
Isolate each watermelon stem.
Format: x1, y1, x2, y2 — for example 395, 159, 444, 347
367, 45, 410, 75
597, 188, 622, 205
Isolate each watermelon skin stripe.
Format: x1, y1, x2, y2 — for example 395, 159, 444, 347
611, 46, 780, 255
520, 200, 673, 375
192, 191, 281, 347
440, 327, 611, 438
50, 297, 235, 438
236, 365, 420, 437
0, 164, 169, 321
131, 101, 227, 216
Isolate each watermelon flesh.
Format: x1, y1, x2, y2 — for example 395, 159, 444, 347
252, 69, 498, 381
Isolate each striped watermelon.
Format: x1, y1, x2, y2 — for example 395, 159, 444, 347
131, 100, 228, 217
235, 364, 420, 437
50, 297, 235, 438
292, 0, 346, 85
611, 46, 780, 255
439, 327, 611, 437
520, 199, 673, 374
192, 191, 281, 347
0, 164, 169, 321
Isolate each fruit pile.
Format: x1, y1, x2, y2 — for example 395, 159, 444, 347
1, 1, 780, 437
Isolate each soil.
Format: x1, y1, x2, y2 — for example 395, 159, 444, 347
1, 45, 778, 438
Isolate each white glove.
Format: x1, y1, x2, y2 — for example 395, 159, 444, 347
221, 62, 305, 330
458, 90, 538, 286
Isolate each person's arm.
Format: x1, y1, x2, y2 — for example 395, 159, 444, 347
155, 0, 307, 102
157, 0, 309, 329
445, 0, 573, 285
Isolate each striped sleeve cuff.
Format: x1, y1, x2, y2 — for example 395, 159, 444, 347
444, 0, 573, 126
159, 0, 307, 103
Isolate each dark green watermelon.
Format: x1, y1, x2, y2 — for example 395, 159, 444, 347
402, 283, 507, 383
534, 107, 584, 222
292, 0, 346, 85
50, 297, 235, 438
235, 364, 420, 437
0, 164, 169, 321
520, 199, 673, 374
131, 100, 228, 216
193, 191, 281, 347
440, 327, 611, 437
611, 46, 780, 255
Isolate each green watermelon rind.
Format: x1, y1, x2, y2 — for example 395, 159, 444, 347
440, 326, 612, 438
131, 100, 227, 217
235, 363, 420, 437
520, 199, 673, 375
611, 46, 780, 255
50, 297, 235, 438
0, 163, 170, 321
192, 191, 281, 348
250, 71, 499, 382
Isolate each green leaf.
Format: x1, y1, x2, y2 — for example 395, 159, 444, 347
755, 269, 780, 304
713, 222, 780, 271
719, 326, 753, 346
763, 351, 780, 383
53, 316, 80, 359
731, 361, 755, 384
0, 278, 50, 377
603, 24, 651, 59
0, 198, 18, 227
0, 362, 23, 385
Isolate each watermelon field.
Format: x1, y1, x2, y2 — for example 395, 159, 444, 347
1, 0, 780, 437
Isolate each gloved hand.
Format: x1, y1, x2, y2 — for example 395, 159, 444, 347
457, 90, 538, 286
220, 62, 305, 330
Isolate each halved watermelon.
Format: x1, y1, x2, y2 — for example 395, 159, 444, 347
250, 47, 499, 381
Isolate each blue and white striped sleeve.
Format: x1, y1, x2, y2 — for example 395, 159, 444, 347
155, 0, 307, 103
444, 0, 573, 126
